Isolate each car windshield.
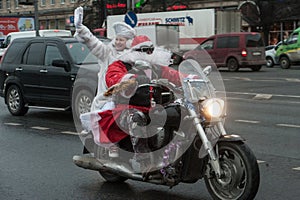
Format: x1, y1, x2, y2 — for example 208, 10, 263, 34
246, 34, 264, 47
65, 42, 98, 64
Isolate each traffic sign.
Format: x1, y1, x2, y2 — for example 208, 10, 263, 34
124, 11, 137, 28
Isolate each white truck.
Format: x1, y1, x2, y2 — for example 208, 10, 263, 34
107, 8, 241, 51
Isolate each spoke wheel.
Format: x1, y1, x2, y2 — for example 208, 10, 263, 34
6, 85, 28, 116
72, 88, 94, 126
204, 142, 260, 200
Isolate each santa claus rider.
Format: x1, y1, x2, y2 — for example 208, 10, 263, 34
74, 35, 183, 172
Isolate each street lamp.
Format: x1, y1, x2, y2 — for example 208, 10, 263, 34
19, 0, 40, 36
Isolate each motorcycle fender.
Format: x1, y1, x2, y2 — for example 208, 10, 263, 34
218, 134, 245, 143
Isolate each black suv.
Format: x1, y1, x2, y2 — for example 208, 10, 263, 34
0, 37, 100, 123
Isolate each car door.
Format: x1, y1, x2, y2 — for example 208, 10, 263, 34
214, 36, 231, 65
39, 41, 74, 107
285, 32, 300, 62
18, 41, 45, 103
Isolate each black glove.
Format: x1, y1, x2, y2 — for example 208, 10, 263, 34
135, 75, 150, 85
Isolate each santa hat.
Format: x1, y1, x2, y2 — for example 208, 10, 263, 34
131, 35, 153, 49
113, 22, 136, 39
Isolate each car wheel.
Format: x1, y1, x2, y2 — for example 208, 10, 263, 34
227, 58, 239, 72
73, 88, 94, 124
266, 57, 274, 67
251, 66, 262, 71
6, 85, 29, 116
279, 57, 290, 69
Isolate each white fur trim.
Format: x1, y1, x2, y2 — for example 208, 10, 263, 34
132, 41, 153, 49
121, 73, 135, 82
113, 22, 136, 39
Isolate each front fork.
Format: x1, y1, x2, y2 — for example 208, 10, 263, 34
188, 109, 226, 178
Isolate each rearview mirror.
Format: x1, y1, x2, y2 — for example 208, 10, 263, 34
52, 59, 71, 72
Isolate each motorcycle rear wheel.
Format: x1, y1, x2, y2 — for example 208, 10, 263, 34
204, 141, 260, 200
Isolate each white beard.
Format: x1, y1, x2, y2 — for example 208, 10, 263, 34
119, 47, 172, 67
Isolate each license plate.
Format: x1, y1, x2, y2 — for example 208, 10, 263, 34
252, 52, 261, 56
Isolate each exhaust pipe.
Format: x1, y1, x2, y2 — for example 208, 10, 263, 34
72, 155, 144, 181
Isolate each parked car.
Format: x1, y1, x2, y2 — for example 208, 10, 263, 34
183, 32, 266, 71
265, 41, 282, 67
0, 36, 103, 124
276, 27, 300, 69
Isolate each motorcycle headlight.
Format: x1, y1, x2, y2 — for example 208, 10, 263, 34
201, 98, 225, 121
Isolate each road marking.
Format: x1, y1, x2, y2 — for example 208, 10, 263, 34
61, 131, 80, 135
286, 78, 300, 82
257, 160, 266, 164
31, 126, 50, 130
292, 167, 300, 171
277, 124, 300, 128
233, 77, 251, 81
235, 119, 260, 124
227, 91, 300, 99
4, 122, 22, 126
253, 94, 273, 100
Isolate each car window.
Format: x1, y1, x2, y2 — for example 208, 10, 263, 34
2, 41, 25, 63
216, 36, 239, 48
201, 39, 214, 50
246, 34, 264, 47
45, 45, 63, 66
66, 42, 97, 64
22, 42, 44, 65
3, 35, 11, 47
274, 42, 282, 51
287, 33, 298, 44
265, 45, 275, 51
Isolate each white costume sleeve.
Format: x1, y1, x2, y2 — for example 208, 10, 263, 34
75, 25, 112, 63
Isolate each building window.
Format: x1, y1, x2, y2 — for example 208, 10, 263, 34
6, 0, 10, 8
61, 0, 65, 4
15, 0, 19, 8
0, 0, 3, 9
70, 0, 75, 3
51, 0, 55, 5
41, 0, 46, 6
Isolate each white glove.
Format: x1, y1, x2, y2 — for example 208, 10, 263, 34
74, 6, 83, 28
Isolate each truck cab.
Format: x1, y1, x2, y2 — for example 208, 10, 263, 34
276, 27, 300, 69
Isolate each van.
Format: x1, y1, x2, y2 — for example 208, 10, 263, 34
275, 27, 300, 69
183, 32, 266, 71
0, 29, 72, 60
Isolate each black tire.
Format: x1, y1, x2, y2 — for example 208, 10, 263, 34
204, 142, 260, 200
5, 85, 28, 116
94, 145, 128, 183
72, 88, 94, 125
279, 56, 291, 69
251, 65, 262, 72
266, 57, 274, 67
227, 58, 239, 72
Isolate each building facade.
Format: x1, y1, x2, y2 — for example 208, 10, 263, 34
0, 0, 299, 45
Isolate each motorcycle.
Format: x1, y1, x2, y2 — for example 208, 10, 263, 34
73, 58, 260, 200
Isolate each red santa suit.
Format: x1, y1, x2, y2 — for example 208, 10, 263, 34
92, 35, 182, 145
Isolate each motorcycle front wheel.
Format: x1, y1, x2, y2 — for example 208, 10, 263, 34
204, 142, 260, 200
